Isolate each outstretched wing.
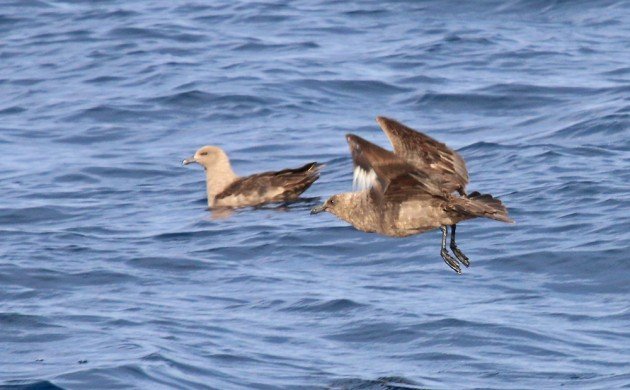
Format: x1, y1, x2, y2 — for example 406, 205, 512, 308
376, 116, 468, 194
346, 134, 445, 202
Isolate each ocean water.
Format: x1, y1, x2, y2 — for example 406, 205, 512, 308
1, 0, 629, 389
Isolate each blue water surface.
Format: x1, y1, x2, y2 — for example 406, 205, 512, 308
1, 1, 629, 389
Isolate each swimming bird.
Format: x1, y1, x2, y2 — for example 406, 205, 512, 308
311, 118, 512, 274
183, 145, 322, 209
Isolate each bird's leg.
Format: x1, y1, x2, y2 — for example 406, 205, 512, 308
440, 226, 461, 274
449, 224, 470, 267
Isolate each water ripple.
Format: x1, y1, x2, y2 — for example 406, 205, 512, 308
1, 0, 628, 389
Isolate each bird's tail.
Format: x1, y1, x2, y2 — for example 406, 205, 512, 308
303, 162, 324, 182
451, 191, 514, 223
287, 162, 324, 192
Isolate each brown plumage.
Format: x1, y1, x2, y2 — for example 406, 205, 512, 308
376, 116, 469, 195
183, 145, 322, 209
311, 123, 513, 274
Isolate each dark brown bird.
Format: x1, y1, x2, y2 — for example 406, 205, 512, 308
311, 118, 512, 274
183, 145, 322, 209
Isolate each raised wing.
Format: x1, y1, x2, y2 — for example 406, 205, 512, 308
376, 116, 469, 195
346, 134, 445, 202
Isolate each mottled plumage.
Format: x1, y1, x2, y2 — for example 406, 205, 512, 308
184, 145, 322, 209
215, 163, 322, 207
376, 116, 469, 195
312, 121, 512, 274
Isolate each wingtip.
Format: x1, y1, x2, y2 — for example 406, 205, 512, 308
345, 133, 360, 146
375, 115, 394, 127
312, 162, 326, 171
499, 215, 515, 224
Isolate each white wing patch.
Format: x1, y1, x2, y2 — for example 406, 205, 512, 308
352, 166, 377, 192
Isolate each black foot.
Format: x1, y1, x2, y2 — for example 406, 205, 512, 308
450, 243, 470, 267
440, 248, 461, 274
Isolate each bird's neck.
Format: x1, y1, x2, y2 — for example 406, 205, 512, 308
336, 193, 379, 232
204, 159, 238, 207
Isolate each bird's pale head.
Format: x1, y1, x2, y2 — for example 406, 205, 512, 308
182, 146, 229, 169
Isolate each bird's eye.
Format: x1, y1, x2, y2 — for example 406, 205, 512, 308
329, 199, 336, 205
200, 152, 208, 156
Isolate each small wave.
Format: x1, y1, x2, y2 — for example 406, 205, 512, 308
81, 166, 175, 179
602, 66, 630, 76
74, 9, 140, 22
344, 8, 389, 17
326, 322, 420, 343
490, 48, 568, 61
239, 14, 291, 23
2, 0, 51, 8
460, 141, 511, 152
283, 298, 365, 313
67, 105, 159, 123
443, 33, 494, 46
56, 126, 130, 144
126, 256, 207, 271
0, 313, 61, 329
397, 74, 449, 85
0, 206, 76, 225
66, 270, 139, 286
478, 82, 607, 96
147, 89, 276, 109
0, 106, 27, 115
0, 15, 27, 27
551, 113, 628, 139
150, 229, 224, 242
83, 75, 125, 84
407, 91, 562, 112
0, 78, 44, 86
330, 376, 423, 390
293, 78, 411, 96
107, 27, 204, 43
233, 40, 319, 51
0, 381, 65, 390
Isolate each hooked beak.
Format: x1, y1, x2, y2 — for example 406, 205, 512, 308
310, 204, 326, 215
182, 156, 196, 166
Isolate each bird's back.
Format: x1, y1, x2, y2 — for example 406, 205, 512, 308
214, 162, 322, 208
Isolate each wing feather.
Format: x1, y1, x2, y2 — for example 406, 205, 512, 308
216, 162, 321, 203
345, 134, 445, 202
376, 116, 468, 194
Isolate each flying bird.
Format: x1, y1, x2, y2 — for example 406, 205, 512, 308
311, 117, 512, 274
184, 145, 322, 209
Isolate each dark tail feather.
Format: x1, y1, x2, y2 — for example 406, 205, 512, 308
302, 162, 324, 181
288, 162, 324, 175
453, 192, 514, 223
301, 162, 323, 186
281, 162, 323, 198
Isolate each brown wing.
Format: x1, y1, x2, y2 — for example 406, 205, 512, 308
376, 116, 469, 194
216, 162, 322, 205
346, 134, 445, 203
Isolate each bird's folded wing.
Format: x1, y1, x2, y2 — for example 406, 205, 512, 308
216, 162, 322, 201
346, 134, 444, 201
376, 116, 469, 193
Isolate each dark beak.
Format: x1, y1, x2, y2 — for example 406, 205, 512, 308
182, 156, 196, 166
310, 204, 326, 215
